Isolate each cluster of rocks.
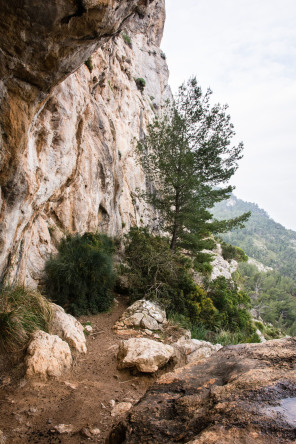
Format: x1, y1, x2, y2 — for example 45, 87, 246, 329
115, 300, 222, 373
113, 299, 167, 335
25, 303, 88, 379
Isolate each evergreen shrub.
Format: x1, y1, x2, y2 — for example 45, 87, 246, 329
221, 241, 248, 262
45, 233, 115, 316
0, 286, 51, 352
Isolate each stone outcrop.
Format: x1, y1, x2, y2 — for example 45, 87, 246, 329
108, 338, 296, 443
25, 330, 72, 379
113, 300, 167, 333
0, 0, 170, 286
117, 338, 174, 373
208, 243, 238, 281
49, 304, 87, 353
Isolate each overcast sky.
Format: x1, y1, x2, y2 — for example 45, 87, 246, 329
161, 0, 296, 230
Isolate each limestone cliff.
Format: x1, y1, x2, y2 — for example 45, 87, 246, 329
0, 0, 170, 285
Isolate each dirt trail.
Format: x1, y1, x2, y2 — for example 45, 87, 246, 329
0, 296, 157, 443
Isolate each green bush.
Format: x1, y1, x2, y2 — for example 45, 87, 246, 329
122, 227, 196, 317
0, 286, 51, 352
135, 77, 146, 92
221, 241, 248, 262
84, 56, 94, 72
45, 233, 115, 316
122, 33, 132, 48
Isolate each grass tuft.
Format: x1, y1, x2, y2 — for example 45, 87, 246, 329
0, 286, 52, 353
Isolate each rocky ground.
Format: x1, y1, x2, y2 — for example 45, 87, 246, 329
0, 297, 161, 443
0, 297, 295, 444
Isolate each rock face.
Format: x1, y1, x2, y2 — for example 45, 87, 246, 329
108, 338, 296, 443
117, 338, 174, 373
114, 300, 167, 332
0, 0, 170, 286
49, 304, 87, 353
25, 330, 72, 379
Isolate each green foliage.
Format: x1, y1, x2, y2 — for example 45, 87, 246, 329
137, 77, 250, 254
122, 32, 132, 48
135, 77, 146, 91
206, 276, 254, 333
45, 233, 115, 316
213, 194, 296, 281
121, 228, 258, 344
169, 313, 260, 345
237, 262, 296, 336
122, 227, 196, 317
0, 286, 51, 352
84, 56, 94, 72
220, 240, 248, 262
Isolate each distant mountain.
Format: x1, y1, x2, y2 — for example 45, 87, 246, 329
213, 195, 296, 281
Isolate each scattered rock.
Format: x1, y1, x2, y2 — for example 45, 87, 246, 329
111, 402, 132, 417
64, 381, 78, 390
108, 338, 296, 443
80, 426, 101, 438
54, 424, 74, 434
25, 331, 72, 379
114, 300, 166, 332
0, 376, 11, 387
117, 338, 174, 373
50, 304, 87, 353
84, 325, 93, 333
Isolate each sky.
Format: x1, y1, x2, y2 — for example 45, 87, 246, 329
161, 0, 296, 230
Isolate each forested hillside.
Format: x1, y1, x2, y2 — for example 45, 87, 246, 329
213, 195, 296, 280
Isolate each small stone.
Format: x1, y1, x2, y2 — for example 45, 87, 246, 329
84, 325, 93, 333
0, 376, 11, 386
113, 374, 119, 379
64, 381, 78, 389
54, 424, 74, 434
111, 402, 132, 417
109, 399, 116, 408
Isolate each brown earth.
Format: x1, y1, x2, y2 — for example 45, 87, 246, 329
0, 296, 167, 444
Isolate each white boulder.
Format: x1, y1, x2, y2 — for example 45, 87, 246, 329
117, 338, 174, 373
26, 330, 72, 379
50, 304, 87, 353
172, 338, 222, 364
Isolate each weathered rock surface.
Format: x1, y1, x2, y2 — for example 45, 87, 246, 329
50, 303, 87, 353
172, 338, 222, 366
114, 300, 167, 332
108, 338, 296, 443
111, 402, 133, 417
0, 0, 170, 286
209, 243, 238, 280
117, 338, 174, 373
25, 330, 72, 379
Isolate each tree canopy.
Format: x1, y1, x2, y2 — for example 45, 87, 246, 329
137, 77, 250, 253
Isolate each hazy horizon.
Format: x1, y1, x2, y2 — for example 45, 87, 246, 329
162, 0, 296, 231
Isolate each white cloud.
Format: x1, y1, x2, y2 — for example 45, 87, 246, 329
162, 0, 296, 229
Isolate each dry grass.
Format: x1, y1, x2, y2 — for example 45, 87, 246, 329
0, 286, 52, 352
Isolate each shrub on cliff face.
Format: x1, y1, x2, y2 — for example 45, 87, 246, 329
45, 233, 115, 316
0, 286, 51, 353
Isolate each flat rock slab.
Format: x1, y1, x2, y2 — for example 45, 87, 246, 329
117, 338, 174, 373
108, 338, 296, 443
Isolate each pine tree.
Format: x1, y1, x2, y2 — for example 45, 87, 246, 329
137, 77, 250, 253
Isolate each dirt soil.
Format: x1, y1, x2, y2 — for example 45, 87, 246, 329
0, 296, 163, 443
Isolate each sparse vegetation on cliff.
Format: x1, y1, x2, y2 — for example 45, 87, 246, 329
135, 77, 146, 91
45, 233, 115, 316
84, 56, 94, 73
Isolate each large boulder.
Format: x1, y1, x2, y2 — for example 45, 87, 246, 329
114, 300, 167, 332
117, 338, 174, 373
172, 338, 222, 365
108, 338, 296, 443
26, 330, 72, 379
50, 304, 87, 353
